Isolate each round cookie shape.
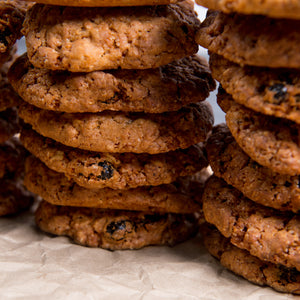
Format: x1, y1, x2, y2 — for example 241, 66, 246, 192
209, 53, 300, 125
35, 200, 199, 250
22, 0, 181, 6
9, 54, 215, 113
18, 102, 213, 154
203, 176, 300, 271
206, 124, 300, 212
195, 0, 300, 20
23, 1, 200, 72
0, 107, 19, 143
24, 156, 204, 214
21, 127, 208, 189
202, 225, 300, 295
197, 10, 300, 69
225, 100, 300, 176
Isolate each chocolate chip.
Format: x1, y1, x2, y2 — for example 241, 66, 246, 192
97, 161, 114, 180
268, 83, 287, 103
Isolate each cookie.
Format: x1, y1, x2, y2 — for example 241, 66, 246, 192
206, 124, 300, 212
23, 1, 200, 72
24, 156, 204, 214
197, 10, 300, 69
203, 176, 300, 271
22, 0, 181, 6
209, 53, 300, 124
18, 102, 213, 154
224, 99, 300, 176
202, 224, 300, 295
9, 54, 215, 113
0, 107, 19, 143
20, 126, 208, 189
195, 0, 300, 20
0, 0, 29, 53
35, 200, 199, 249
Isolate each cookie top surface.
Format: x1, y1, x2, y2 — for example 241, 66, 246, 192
23, 0, 181, 6
202, 225, 300, 295
23, 1, 200, 72
203, 176, 300, 271
9, 54, 215, 113
197, 10, 300, 69
19, 102, 213, 154
206, 123, 300, 212
224, 98, 300, 176
209, 53, 300, 124
25, 155, 204, 214
35, 200, 199, 249
195, 0, 300, 19
0, 107, 19, 143
21, 126, 208, 189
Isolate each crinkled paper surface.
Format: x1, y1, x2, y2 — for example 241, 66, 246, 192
0, 210, 294, 300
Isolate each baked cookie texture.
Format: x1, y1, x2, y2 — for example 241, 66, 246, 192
203, 176, 300, 271
196, 10, 300, 69
209, 53, 300, 125
35, 200, 199, 250
195, 0, 300, 20
202, 225, 300, 295
20, 127, 208, 189
18, 102, 214, 154
23, 0, 181, 6
24, 156, 204, 213
23, 1, 200, 72
9, 54, 216, 113
206, 124, 300, 212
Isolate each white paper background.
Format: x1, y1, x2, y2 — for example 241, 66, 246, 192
3, 4, 293, 300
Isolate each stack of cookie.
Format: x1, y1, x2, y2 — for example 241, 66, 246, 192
9, 0, 216, 250
195, 0, 300, 294
0, 0, 35, 216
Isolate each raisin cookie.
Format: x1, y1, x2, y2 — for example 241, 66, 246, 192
203, 176, 300, 271
18, 102, 213, 154
209, 53, 300, 125
21, 126, 208, 189
24, 156, 203, 214
35, 200, 199, 250
23, 1, 200, 72
197, 10, 300, 69
202, 224, 300, 295
9, 54, 215, 113
195, 0, 300, 20
206, 124, 300, 212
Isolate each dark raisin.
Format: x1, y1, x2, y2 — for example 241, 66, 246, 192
106, 220, 134, 240
279, 265, 299, 283
97, 161, 114, 180
0, 27, 11, 46
284, 181, 292, 187
268, 83, 287, 104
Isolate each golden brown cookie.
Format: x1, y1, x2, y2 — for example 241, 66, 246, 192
203, 176, 300, 272
23, 1, 200, 72
24, 156, 204, 214
206, 124, 300, 212
202, 224, 300, 295
195, 0, 300, 20
9, 54, 215, 113
35, 200, 199, 250
20, 126, 208, 189
18, 102, 213, 154
209, 53, 300, 125
197, 10, 300, 69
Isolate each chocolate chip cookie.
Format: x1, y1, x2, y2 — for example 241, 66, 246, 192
35, 200, 199, 249
206, 124, 300, 212
23, 1, 200, 72
202, 224, 300, 295
195, 0, 300, 20
209, 53, 300, 125
9, 54, 215, 113
18, 102, 213, 154
203, 176, 300, 271
197, 10, 300, 68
